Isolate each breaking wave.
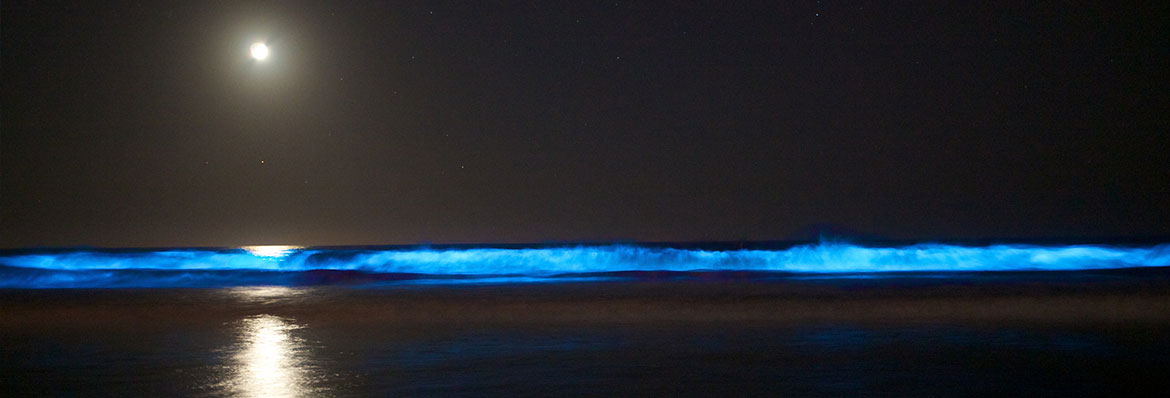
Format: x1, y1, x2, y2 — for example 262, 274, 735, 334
1, 242, 1168, 288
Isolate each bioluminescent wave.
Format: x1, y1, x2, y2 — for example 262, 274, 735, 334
1, 242, 1168, 288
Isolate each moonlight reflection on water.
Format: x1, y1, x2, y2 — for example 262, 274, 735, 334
229, 315, 311, 398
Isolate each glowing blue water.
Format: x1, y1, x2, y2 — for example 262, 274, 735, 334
1, 242, 1168, 288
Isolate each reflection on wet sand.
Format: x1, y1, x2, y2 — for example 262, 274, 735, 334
229, 315, 310, 398
226, 286, 306, 305
221, 288, 318, 397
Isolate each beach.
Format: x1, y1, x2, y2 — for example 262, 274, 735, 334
4, 272, 1170, 396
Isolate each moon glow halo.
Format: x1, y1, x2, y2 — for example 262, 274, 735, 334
250, 42, 269, 60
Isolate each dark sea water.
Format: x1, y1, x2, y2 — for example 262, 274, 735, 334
3, 240, 1170, 396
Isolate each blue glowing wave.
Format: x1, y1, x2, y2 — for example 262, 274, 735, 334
1, 243, 1168, 288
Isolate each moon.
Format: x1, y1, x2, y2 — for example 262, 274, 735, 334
250, 42, 269, 60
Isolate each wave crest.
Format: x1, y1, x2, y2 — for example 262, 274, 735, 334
2, 242, 1168, 288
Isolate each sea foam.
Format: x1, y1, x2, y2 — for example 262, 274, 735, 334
1, 242, 1168, 288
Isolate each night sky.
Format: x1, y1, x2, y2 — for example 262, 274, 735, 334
3, 1, 1168, 248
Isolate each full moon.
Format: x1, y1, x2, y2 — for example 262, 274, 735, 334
250, 42, 269, 60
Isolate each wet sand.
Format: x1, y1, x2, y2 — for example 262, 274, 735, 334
4, 275, 1170, 396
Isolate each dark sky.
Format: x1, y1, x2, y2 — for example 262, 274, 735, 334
3, 1, 1168, 247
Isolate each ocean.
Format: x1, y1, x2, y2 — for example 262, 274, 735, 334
3, 240, 1170, 396
3, 240, 1169, 288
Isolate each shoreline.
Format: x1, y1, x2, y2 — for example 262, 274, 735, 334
5, 276, 1170, 328
5, 278, 1170, 396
